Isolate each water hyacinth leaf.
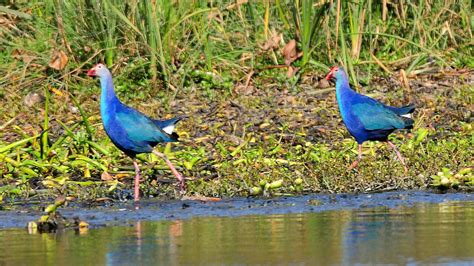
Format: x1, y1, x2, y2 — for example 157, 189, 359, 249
414, 128, 429, 145
56, 176, 69, 185
249, 186, 262, 195
164, 142, 172, 155
294, 178, 303, 185
42, 180, 58, 188
44, 204, 57, 214
262, 158, 274, 166
39, 215, 49, 223
19, 167, 39, 177
458, 168, 472, 176
108, 180, 120, 192
183, 156, 200, 170
84, 166, 91, 178
183, 161, 194, 170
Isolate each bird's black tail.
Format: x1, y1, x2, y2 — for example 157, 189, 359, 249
153, 117, 182, 128
402, 116, 414, 129
387, 103, 415, 115
386, 103, 415, 129
153, 116, 183, 141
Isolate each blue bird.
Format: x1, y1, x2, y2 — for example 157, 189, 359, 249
325, 66, 415, 174
87, 64, 185, 202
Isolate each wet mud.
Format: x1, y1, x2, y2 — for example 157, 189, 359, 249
1, 190, 473, 229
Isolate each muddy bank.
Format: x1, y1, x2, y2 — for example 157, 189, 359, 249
1, 190, 473, 229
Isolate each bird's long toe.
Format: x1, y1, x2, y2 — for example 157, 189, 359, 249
348, 160, 360, 171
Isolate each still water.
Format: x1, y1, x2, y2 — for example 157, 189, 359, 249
1, 200, 473, 265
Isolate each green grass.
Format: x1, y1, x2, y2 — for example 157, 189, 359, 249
0, 0, 473, 203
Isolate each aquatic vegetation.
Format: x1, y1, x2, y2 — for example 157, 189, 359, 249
431, 168, 473, 189
27, 196, 89, 233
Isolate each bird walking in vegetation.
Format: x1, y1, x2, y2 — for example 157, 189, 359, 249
87, 64, 185, 202
325, 66, 415, 174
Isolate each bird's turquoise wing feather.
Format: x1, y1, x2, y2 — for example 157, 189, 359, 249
352, 102, 406, 130
115, 108, 172, 143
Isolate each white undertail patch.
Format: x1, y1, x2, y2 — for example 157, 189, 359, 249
401, 113, 412, 119
162, 125, 175, 135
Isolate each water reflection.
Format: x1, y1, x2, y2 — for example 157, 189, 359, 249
1, 202, 474, 265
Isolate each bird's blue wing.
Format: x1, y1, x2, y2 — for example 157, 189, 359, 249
384, 103, 415, 115
115, 107, 174, 144
153, 117, 182, 130
352, 102, 406, 131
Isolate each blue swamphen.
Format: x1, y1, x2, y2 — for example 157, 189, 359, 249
87, 64, 185, 202
325, 66, 415, 173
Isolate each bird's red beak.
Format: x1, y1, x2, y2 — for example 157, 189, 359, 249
87, 68, 96, 77
325, 67, 336, 81
325, 72, 333, 81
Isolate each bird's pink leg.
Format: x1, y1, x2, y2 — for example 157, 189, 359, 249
348, 144, 363, 170
133, 160, 141, 202
387, 141, 408, 175
152, 150, 185, 193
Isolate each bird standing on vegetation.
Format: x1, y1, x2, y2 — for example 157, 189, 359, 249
87, 64, 185, 202
325, 66, 415, 174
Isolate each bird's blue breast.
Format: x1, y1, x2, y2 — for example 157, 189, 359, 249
336, 83, 370, 143
103, 116, 153, 155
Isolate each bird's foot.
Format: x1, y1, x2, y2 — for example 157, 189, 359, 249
134, 193, 140, 203
152, 150, 186, 195
133, 177, 140, 203
178, 180, 186, 197
348, 160, 360, 171
403, 166, 409, 176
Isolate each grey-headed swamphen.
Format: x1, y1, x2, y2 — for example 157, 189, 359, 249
325, 66, 415, 174
87, 64, 185, 202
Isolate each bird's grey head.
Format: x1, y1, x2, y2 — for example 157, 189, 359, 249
87, 63, 111, 78
325, 66, 346, 81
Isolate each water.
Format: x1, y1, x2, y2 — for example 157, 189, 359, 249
1, 199, 474, 265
